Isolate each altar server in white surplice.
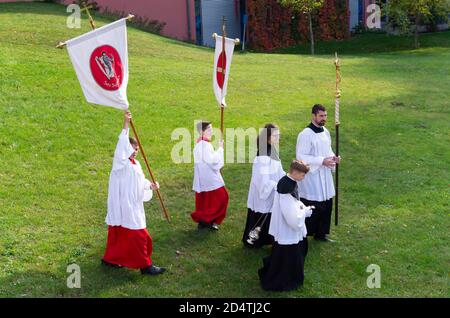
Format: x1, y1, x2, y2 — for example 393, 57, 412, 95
243, 124, 285, 248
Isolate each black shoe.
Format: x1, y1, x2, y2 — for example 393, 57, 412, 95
198, 221, 209, 229
141, 264, 166, 275
101, 259, 123, 269
210, 223, 219, 231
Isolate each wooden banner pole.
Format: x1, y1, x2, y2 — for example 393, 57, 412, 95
130, 119, 171, 222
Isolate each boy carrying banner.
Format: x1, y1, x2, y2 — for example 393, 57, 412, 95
102, 111, 165, 275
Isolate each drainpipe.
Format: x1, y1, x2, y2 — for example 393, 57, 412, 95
186, 0, 192, 42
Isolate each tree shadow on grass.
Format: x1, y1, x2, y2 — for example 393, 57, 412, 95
0, 263, 137, 297
255, 32, 450, 57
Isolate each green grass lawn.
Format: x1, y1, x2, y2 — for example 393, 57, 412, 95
0, 2, 449, 298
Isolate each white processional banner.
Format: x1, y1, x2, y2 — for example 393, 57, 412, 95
66, 18, 129, 110
213, 35, 236, 107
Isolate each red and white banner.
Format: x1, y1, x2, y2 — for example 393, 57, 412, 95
213, 35, 236, 107
66, 18, 129, 110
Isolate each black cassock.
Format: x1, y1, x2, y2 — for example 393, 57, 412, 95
258, 240, 308, 292
242, 209, 274, 248
301, 198, 332, 239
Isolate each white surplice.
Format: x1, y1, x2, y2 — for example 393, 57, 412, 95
192, 140, 225, 193
269, 191, 312, 245
296, 126, 336, 202
105, 129, 152, 230
247, 156, 285, 213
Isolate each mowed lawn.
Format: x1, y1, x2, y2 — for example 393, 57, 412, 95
0, 3, 448, 298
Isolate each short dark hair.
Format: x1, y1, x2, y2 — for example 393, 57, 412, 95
289, 160, 310, 174
129, 137, 138, 148
312, 104, 326, 114
197, 121, 211, 133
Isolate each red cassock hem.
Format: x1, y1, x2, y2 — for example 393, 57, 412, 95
191, 186, 229, 225
102, 226, 152, 269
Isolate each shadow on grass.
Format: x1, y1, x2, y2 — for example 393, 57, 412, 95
255, 31, 450, 56
0, 263, 139, 298
4, 2, 450, 57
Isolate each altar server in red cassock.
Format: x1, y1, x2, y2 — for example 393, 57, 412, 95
102, 111, 165, 275
191, 121, 229, 231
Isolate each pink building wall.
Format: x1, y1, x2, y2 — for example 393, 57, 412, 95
363, 0, 376, 27
60, 0, 196, 42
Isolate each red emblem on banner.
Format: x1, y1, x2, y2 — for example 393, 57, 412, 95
216, 51, 227, 89
90, 45, 123, 91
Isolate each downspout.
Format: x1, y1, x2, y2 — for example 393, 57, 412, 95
346, 0, 350, 37
186, 0, 192, 42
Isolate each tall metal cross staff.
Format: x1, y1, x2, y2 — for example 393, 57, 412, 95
334, 52, 341, 226
58, 4, 171, 222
